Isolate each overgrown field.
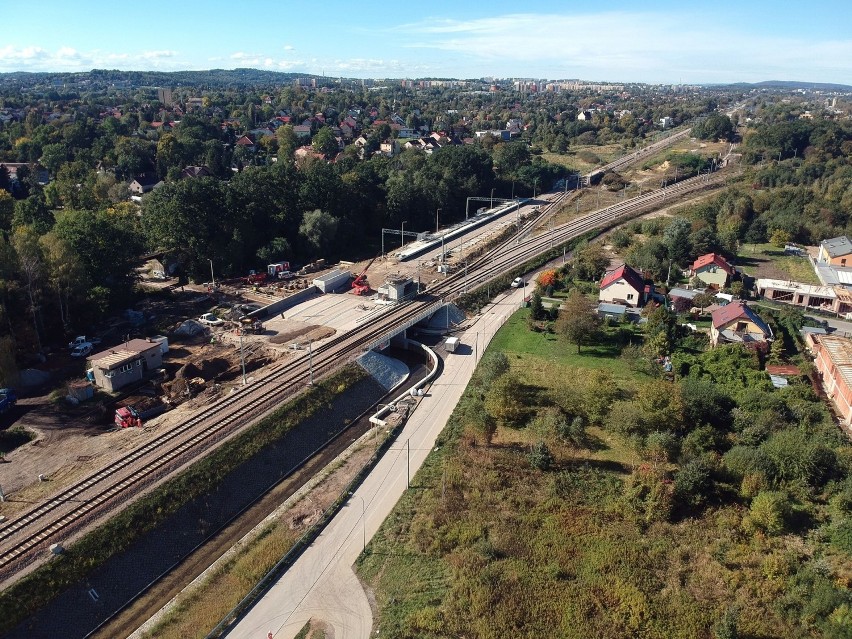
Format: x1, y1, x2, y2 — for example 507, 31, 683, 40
359, 308, 852, 639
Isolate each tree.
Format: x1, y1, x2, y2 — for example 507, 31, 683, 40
11, 227, 44, 352
276, 124, 298, 163
528, 441, 554, 471
298, 209, 339, 259
769, 229, 792, 248
572, 242, 609, 281
311, 126, 339, 159
556, 290, 600, 353
746, 490, 790, 535
664, 217, 692, 267
483, 373, 525, 427
40, 232, 85, 330
529, 290, 545, 321
477, 351, 510, 387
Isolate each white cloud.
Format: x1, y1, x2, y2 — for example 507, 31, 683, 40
0, 45, 187, 72
393, 11, 852, 83
283, 45, 295, 51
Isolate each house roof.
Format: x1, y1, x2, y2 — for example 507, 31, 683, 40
691, 253, 734, 275
89, 339, 161, 369
598, 302, 627, 314
668, 287, 701, 300
600, 264, 644, 293
131, 173, 160, 187
711, 301, 771, 335
814, 334, 852, 391
821, 235, 852, 258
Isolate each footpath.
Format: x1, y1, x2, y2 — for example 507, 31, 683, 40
226, 286, 526, 639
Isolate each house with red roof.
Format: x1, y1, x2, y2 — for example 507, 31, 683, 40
598, 264, 651, 308
690, 253, 734, 288
709, 301, 772, 347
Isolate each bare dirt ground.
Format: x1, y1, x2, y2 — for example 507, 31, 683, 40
0, 276, 346, 520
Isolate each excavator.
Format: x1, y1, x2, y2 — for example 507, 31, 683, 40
351, 256, 377, 296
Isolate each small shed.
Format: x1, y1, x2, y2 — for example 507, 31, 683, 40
67, 380, 94, 402
88, 339, 164, 392
313, 269, 352, 293
378, 275, 416, 301
597, 302, 627, 321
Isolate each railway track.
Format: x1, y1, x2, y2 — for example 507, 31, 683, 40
0, 167, 730, 581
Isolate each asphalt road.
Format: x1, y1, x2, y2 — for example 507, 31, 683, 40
227, 287, 526, 639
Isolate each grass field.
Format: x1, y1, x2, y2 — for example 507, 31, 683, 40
737, 242, 820, 284
357, 304, 851, 638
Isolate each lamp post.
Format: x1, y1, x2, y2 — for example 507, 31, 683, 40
436, 208, 441, 233
401, 220, 407, 250
533, 177, 538, 199
208, 259, 215, 289
490, 188, 495, 209
511, 180, 515, 199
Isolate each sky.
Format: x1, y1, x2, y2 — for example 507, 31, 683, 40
2, 0, 851, 85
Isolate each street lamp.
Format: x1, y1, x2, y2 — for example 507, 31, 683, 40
436, 208, 441, 234
533, 178, 538, 199
490, 187, 495, 209
511, 180, 515, 199
401, 220, 407, 250
208, 258, 215, 289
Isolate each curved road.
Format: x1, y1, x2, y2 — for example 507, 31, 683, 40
226, 289, 526, 639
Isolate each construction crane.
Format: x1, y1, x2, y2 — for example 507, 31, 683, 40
351, 256, 377, 296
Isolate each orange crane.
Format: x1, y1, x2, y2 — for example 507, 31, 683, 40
351, 256, 377, 295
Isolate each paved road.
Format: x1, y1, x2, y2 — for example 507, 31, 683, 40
227, 288, 526, 639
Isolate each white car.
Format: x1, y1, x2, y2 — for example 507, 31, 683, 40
70, 343, 93, 358
511, 277, 524, 288
198, 313, 224, 326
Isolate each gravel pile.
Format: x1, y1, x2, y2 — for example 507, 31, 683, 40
357, 350, 410, 391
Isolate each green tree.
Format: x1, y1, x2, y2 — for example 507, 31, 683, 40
298, 209, 339, 259
477, 351, 510, 387
483, 373, 525, 427
529, 290, 545, 321
746, 490, 790, 535
528, 441, 554, 471
311, 126, 339, 159
664, 217, 692, 267
556, 290, 600, 353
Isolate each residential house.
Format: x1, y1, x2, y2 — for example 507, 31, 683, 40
180, 165, 211, 179
809, 334, 852, 427
599, 264, 651, 308
88, 339, 164, 392
660, 116, 673, 128
129, 173, 162, 195
379, 139, 400, 157
709, 301, 772, 347
235, 135, 256, 152
817, 235, 852, 267
292, 124, 312, 139
577, 111, 593, 121
690, 253, 734, 288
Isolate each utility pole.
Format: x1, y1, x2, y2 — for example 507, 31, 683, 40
401, 220, 407, 250
436, 208, 441, 234
208, 258, 215, 289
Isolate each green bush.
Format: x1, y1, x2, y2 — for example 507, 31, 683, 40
674, 458, 715, 509
746, 490, 791, 535
528, 441, 554, 471
830, 520, 852, 554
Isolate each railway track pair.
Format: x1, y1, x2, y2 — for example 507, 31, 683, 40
0, 160, 729, 582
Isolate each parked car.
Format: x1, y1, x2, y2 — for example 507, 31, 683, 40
511, 277, 524, 288
68, 335, 101, 349
70, 343, 94, 358
198, 313, 224, 326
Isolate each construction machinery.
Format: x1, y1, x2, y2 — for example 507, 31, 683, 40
114, 402, 168, 428
351, 256, 377, 296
